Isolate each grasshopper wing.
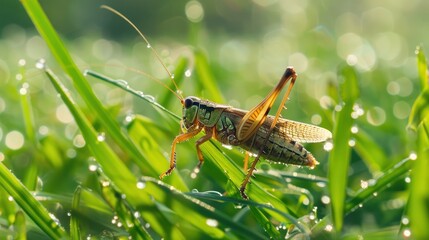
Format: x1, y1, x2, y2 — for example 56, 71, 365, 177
276, 118, 332, 143
236, 68, 296, 141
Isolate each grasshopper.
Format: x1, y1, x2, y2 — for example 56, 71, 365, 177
101, 6, 332, 199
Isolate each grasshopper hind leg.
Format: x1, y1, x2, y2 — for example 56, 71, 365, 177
240, 154, 261, 199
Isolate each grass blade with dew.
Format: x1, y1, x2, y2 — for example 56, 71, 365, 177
408, 99, 429, 239
354, 128, 389, 173
408, 46, 429, 130
70, 186, 82, 240
193, 49, 224, 102
98, 172, 152, 240
416, 46, 428, 90
328, 64, 359, 233
20, 0, 153, 178
43, 67, 171, 235
0, 162, 67, 239
13, 211, 26, 240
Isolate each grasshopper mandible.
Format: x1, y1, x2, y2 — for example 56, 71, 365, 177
102, 6, 332, 199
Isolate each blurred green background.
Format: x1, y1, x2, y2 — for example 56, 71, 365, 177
1, 0, 428, 239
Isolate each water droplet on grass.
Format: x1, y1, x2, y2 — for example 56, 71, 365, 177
409, 152, 417, 160
18, 59, 26, 66
35, 58, 46, 69
97, 132, 106, 142
206, 218, 218, 227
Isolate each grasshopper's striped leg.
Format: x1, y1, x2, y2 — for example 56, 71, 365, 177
160, 125, 202, 179
194, 127, 214, 172
240, 155, 261, 199
243, 152, 250, 171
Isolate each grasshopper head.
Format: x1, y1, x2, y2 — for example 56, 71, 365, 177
181, 96, 200, 130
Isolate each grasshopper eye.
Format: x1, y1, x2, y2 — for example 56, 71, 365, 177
184, 98, 193, 108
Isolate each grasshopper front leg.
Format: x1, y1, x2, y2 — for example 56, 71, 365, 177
160, 124, 202, 179
194, 127, 215, 171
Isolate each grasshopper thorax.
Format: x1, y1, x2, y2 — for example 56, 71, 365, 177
182, 96, 201, 130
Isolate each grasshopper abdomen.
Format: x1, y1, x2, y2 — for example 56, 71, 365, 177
213, 107, 318, 167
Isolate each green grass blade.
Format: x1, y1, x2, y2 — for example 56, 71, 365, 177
13, 211, 26, 240
408, 46, 429, 130
43, 67, 169, 235
0, 162, 67, 239
328, 65, 359, 232
345, 157, 413, 214
354, 129, 389, 173
408, 119, 429, 239
416, 46, 428, 90
20, 0, 149, 174
194, 49, 224, 102
99, 173, 152, 240
144, 177, 269, 239
70, 186, 82, 240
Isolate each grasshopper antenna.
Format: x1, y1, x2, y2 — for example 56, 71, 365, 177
100, 5, 184, 102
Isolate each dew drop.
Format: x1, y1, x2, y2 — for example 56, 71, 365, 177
8, 196, 14, 201
73, 134, 86, 148
401, 217, 409, 225
325, 224, 333, 232
403, 229, 411, 238
360, 180, 368, 189
323, 141, 333, 152
134, 211, 141, 218
373, 192, 378, 197
97, 132, 106, 142
19, 87, 28, 95
101, 181, 110, 187
409, 152, 417, 160
116, 79, 129, 88
38, 125, 49, 135
5, 131, 25, 150
18, 59, 26, 66
351, 125, 359, 134
146, 44, 151, 48
136, 181, 146, 189
404, 176, 411, 183
145, 223, 151, 229
185, 69, 192, 77
16, 73, 23, 81
88, 164, 98, 172
145, 95, 155, 102
35, 58, 46, 69
171, 74, 175, 79
334, 104, 343, 112
321, 195, 330, 204
348, 139, 356, 147
206, 218, 219, 227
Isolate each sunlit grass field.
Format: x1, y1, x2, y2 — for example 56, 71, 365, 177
1, 0, 429, 239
